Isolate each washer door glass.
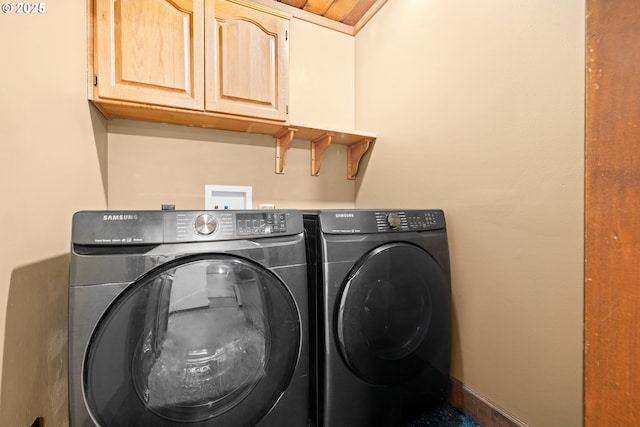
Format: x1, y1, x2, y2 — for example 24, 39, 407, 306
336, 242, 449, 385
84, 254, 300, 427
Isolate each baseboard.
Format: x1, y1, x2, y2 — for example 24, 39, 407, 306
448, 377, 529, 427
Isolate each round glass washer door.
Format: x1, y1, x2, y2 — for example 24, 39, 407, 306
83, 254, 300, 427
336, 242, 449, 386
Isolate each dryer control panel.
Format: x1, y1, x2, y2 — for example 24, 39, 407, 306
375, 211, 442, 232
314, 209, 446, 234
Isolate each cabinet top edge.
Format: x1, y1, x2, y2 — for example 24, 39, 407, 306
223, 0, 292, 20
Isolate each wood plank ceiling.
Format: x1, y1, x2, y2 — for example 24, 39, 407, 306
252, 0, 386, 34
277, 0, 378, 26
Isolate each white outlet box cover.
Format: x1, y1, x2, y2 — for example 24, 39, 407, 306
205, 185, 253, 210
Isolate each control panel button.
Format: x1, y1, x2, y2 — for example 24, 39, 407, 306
194, 214, 218, 235
387, 212, 401, 228
236, 212, 286, 235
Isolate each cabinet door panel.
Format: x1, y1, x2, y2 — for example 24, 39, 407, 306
94, 0, 204, 110
207, 0, 289, 121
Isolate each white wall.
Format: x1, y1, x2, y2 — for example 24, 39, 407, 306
355, 2, 585, 426
107, 119, 355, 210
289, 18, 355, 130
0, 3, 108, 426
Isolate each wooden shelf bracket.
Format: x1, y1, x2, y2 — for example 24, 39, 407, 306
311, 132, 334, 176
347, 138, 373, 179
274, 127, 298, 174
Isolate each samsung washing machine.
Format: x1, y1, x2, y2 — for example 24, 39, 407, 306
304, 209, 451, 427
69, 209, 309, 427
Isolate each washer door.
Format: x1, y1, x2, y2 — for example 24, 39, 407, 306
336, 242, 449, 385
84, 254, 300, 427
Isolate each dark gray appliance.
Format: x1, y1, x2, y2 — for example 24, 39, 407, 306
69, 210, 309, 427
304, 209, 451, 427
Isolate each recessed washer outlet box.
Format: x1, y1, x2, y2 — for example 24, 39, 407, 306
205, 185, 252, 210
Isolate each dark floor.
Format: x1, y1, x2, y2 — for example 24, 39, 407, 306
405, 404, 480, 427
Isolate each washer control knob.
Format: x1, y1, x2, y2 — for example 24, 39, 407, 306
387, 212, 401, 229
194, 214, 218, 235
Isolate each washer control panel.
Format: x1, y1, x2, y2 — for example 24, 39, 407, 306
165, 210, 296, 242
167, 211, 233, 241
72, 210, 303, 245
236, 212, 287, 235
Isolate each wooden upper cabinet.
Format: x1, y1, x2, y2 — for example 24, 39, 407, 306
91, 0, 288, 121
93, 0, 205, 110
206, 0, 289, 121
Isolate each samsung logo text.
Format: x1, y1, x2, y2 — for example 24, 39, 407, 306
103, 214, 138, 221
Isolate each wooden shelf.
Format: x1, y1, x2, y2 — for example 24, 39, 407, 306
311, 133, 333, 176
278, 121, 376, 179
93, 99, 376, 179
275, 127, 297, 174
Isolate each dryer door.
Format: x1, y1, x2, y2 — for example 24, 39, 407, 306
336, 242, 449, 385
83, 254, 300, 427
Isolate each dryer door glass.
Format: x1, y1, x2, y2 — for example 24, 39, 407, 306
336, 242, 449, 385
83, 254, 300, 426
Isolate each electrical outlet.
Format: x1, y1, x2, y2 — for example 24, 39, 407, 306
259, 204, 276, 209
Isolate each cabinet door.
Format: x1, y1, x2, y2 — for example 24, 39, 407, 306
93, 0, 204, 110
206, 0, 289, 121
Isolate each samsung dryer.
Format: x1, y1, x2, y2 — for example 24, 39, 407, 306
69, 210, 309, 427
304, 209, 451, 427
